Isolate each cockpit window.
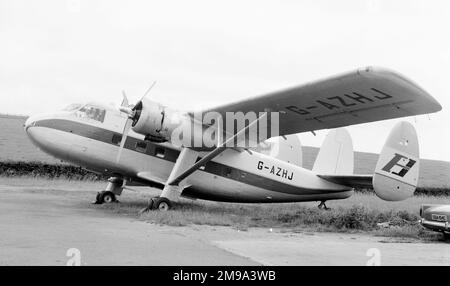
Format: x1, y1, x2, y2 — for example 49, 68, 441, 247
63, 103, 83, 112
76, 105, 106, 123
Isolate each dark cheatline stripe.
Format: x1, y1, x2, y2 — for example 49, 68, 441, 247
34, 119, 181, 162
34, 119, 343, 195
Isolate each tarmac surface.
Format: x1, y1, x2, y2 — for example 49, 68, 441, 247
0, 182, 449, 266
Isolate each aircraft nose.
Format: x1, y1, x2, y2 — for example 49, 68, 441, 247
24, 114, 53, 152
24, 116, 36, 132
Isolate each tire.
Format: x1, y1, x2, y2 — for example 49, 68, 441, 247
95, 192, 101, 202
100, 191, 116, 204
153, 197, 172, 211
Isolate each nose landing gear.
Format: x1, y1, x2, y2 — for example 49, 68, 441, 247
93, 177, 123, 204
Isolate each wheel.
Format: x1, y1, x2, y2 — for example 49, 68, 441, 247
153, 197, 172, 211
100, 191, 116, 204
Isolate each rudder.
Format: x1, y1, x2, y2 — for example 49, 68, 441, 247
313, 128, 354, 175
373, 121, 419, 201
254, 135, 302, 167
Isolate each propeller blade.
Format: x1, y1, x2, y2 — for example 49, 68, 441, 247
119, 106, 134, 116
121, 90, 129, 107
116, 83, 155, 164
116, 118, 133, 164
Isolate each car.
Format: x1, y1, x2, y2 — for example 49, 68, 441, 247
420, 204, 450, 238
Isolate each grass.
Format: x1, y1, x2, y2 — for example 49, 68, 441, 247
0, 116, 62, 164
1, 176, 448, 242
98, 190, 450, 242
0, 161, 104, 180
1, 176, 105, 189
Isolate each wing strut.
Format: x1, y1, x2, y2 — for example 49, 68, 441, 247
167, 112, 268, 186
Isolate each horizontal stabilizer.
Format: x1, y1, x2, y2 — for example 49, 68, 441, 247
318, 174, 373, 188
318, 121, 420, 202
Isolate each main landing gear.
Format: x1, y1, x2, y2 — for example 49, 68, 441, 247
140, 197, 172, 213
140, 148, 199, 212
93, 177, 123, 204
94, 191, 117, 204
318, 200, 330, 210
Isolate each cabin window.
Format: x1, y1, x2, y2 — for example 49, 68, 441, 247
225, 168, 232, 178
76, 105, 106, 123
155, 147, 165, 158
194, 157, 206, 170
135, 141, 147, 153
112, 134, 122, 145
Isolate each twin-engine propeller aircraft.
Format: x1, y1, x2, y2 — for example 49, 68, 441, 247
24, 67, 441, 211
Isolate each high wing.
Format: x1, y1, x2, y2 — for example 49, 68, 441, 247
199, 67, 442, 136
163, 67, 440, 193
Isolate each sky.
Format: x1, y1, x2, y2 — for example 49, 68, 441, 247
1, 0, 450, 161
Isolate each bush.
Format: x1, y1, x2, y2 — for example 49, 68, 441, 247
355, 187, 450, 197
333, 206, 375, 230
274, 205, 422, 232
0, 161, 104, 180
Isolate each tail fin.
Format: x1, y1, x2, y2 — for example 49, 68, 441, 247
373, 121, 419, 201
255, 135, 302, 167
313, 128, 354, 175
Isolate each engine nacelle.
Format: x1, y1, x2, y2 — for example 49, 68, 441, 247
131, 99, 186, 143
131, 99, 269, 149
131, 99, 215, 148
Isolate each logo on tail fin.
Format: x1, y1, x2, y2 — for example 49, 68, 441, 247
381, 153, 416, 177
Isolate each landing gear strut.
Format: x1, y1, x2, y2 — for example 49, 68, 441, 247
93, 177, 123, 204
318, 200, 330, 210
140, 148, 198, 212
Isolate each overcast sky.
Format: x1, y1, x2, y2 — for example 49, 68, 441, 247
1, 0, 449, 161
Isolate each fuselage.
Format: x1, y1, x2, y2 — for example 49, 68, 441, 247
24, 102, 353, 203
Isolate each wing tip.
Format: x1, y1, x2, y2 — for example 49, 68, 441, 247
358, 66, 442, 113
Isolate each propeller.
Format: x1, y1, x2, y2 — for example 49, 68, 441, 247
115, 82, 156, 164
116, 91, 135, 164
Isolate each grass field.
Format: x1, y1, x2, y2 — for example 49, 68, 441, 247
135, 193, 450, 241
3, 177, 448, 242
0, 115, 63, 164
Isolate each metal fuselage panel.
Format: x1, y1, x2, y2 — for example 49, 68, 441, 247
25, 110, 353, 203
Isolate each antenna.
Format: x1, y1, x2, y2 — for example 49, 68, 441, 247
142, 81, 157, 100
